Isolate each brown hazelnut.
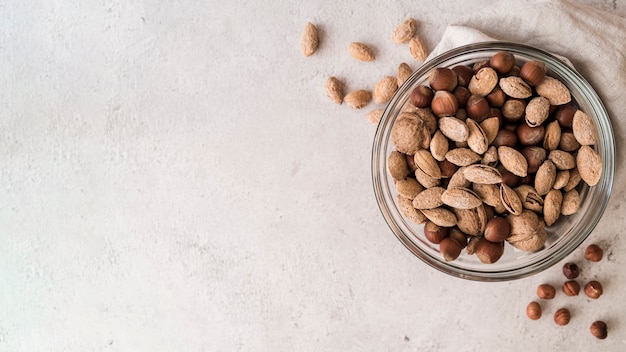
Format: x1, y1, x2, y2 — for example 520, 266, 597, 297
453, 86, 470, 107
484, 217, 510, 242
520, 60, 546, 86
472, 60, 490, 73
498, 165, 521, 187
555, 105, 576, 127
439, 237, 462, 262
431, 90, 459, 117
537, 283, 556, 299
492, 129, 518, 148
489, 51, 516, 74
584, 244, 603, 262
405, 153, 418, 173
562, 280, 580, 296
466, 94, 490, 121
521, 146, 547, 173
559, 131, 581, 152
562, 262, 580, 279
516, 123, 545, 146
590, 321, 608, 340
485, 87, 506, 107
424, 221, 448, 244
438, 159, 458, 178
554, 308, 571, 326
526, 301, 542, 320
475, 238, 505, 264
448, 228, 467, 248
429, 67, 458, 92
584, 280, 603, 299
452, 65, 473, 87
410, 85, 434, 108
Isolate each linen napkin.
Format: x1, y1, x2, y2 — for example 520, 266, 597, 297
429, 0, 626, 200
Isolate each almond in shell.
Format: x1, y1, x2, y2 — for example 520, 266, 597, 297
563, 168, 581, 191
466, 118, 489, 154
479, 117, 500, 144
447, 166, 471, 190
506, 210, 540, 243
498, 146, 528, 177
421, 207, 457, 227
408, 35, 428, 62
414, 167, 440, 188
397, 62, 413, 87
536, 76, 571, 105
454, 205, 487, 236
468, 67, 498, 96
500, 183, 523, 215
499, 76, 532, 99
534, 160, 557, 196
391, 113, 424, 154
373, 76, 398, 104
397, 195, 427, 224
553, 170, 570, 190
395, 178, 424, 199
463, 164, 503, 184
561, 189, 580, 215
548, 150, 576, 170
387, 150, 409, 181
391, 18, 417, 44
439, 116, 469, 142
543, 120, 561, 151
412, 186, 445, 210
430, 130, 449, 161
414, 149, 442, 179
543, 189, 563, 226
572, 110, 597, 145
515, 185, 544, 213
576, 145, 602, 186
441, 187, 482, 209
445, 148, 481, 167
344, 90, 372, 109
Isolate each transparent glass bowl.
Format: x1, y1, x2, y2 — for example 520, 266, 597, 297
372, 42, 614, 281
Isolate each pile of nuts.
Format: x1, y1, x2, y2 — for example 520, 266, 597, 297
386, 50, 603, 263
526, 244, 608, 340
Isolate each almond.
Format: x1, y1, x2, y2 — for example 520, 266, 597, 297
445, 148, 481, 167
421, 207, 457, 227
563, 168, 581, 191
447, 166, 471, 190
397, 195, 427, 224
525, 96, 550, 127
479, 117, 500, 145
498, 146, 528, 177
466, 118, 489, 154
463, 164, 503, 184
395, 178, 424, 199
412, 187, 445, 210
543, 189, 563, 226
548, 150, 576, 170
414, 149, 441, 179
536, 76, 571, 105
408, 35, 428, 62
392, 18, 417, 44
373, 76, 398, 104
499, 76, 532, 99
572, 110, 597, 145
300, 22, 319, 57
454, 205, 487, 236
515, 185, 544, 213
500, 183, 523, 215
561, 189, 580, 215
439, 116, 469, 142
553, 170, 570, 190
387, 151, 409, 181
534, 160, 557, 196
397, 62, 413, 87
365, 109, 384, 125
543, 120, 561, 151
441, 187, 482, 209
430, 130, 449, 161
325, 76, 344, 104
414, 167, 440, 188
344, 90, 372, 109
576, 145, 602, 186
348, 42, 375, 62
391, 113, 424, 154
468, 67, 498, 96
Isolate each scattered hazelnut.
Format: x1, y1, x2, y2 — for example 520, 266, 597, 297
466, 94, 490, 121
410, 85, 434, 108
554, 308, 571, 326
452, 65, 473, 87
475, 238, 505, 264
584, 244, 603, 262
424, 221, 448, 244
526, 301, 542, 320
483, 217, 510, 242
584, 280, 603, 299
519, 60, 546, 86
537, 283, 556, 299
590, 321, 608, 339
489, 51, 516, 74
439, 237, 462, 262
431, 90, 459, 117
562, 262, 580, 279
562, 280, 580, 296
429, 67, 458, 92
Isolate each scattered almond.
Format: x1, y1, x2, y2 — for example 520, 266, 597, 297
300, 22, 319, 57
325, 77, 344, 104
344, 90, 372, 109
408, 35, 428, 62
392, 18, 417, 44
365, 109, 384, 125
348, 42, 375, 62
373, 76, 398, 104
397, 62, 413, 87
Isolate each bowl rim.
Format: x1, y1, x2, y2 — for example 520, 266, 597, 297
371, 41, 615, 281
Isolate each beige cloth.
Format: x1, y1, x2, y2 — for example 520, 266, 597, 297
430, 0, 626, 205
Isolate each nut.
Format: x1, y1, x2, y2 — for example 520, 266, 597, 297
563, 168, 581, 191
489, 51, 516, 74
438, 159, 458, 178
468, 67, 499, 96
554, 308, 571, 326
365, 108, 384, 125
519, 60, 546, 86
562, 262, 580, 279
391, 18, 417, 44
500, 183, 523, 215
576, 145, 602, 186
499, 76, 532, 99
421, 208, 457, 227
521, 146, 547, 174
553, 170, 570, 190
555, 105, 576, 127
408, 35, 428, 62
543, 189, 563, 226
463, 164, 503, 184
484, 217, 510, 242
516, 123, 545, 146
453, 86, 471, 107
559, 131, 581, 152
590, 321, 608, 340
498, 146, 528, 177
429, 67, 458, 92
438, 116, 469, 142
410, 85, 434, 108
348, 42, 375, 62
430, 130, 449, 161
572, 109, 597, 145
439, 237, 462, 261
584, 244, 603, 262
534, 160, 557, 196
454, 206, 487, 236
537, 283, 556, 299
466, 94, 490, 121
486, 87, 506, 107
584, 280, 603, 299
562, 280, 580, 296
396, 195, 427, 224
515, 184, 544, 213
326, 77, 344, 104
502, 99, 526, 122
391, 113, 425, 154
373, 76, 398, 104
431, 91, 459, 117
561, 189, 580, 216
423, 221, 448, 244
412, 186, 445, 210
344, 90, 372, 109
414, 149, 442, 179
387, 151, 409, 181
395, 178, 424, 199
466, 118, 489, 154
525, 96, 550, 127
480, 117, 500, 144
526, 301, 542, 320
548, 150, 576, 170
536, 76, 571, 105
441, 187, 482, 209
300, 22, 319, 57
397, 62, 413, 87
475, 238, 505, 264
543, 120, 561, 151
493, 129, 518, 147
448, 228, 468, 248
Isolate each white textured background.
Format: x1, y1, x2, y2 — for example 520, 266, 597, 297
1, 0, 625, 351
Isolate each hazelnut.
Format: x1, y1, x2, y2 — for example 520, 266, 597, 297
486, 87, 506, 107
584, 244, 603, 262
537, 283, 556, 299
521, 146, 547, 174
484, 217, 510, 242
431, 90, 459, 117
475, 238, 505, 264
555, 105, 576, 127
526, 301, 542, 320
516, 123, 545, 146
453, 86, 471, 107
489, 51, 516, 74
554, 308, 571, 326
519, 60, 546, 86
584, 280, 603, 299
562, 280, 580, 296
410, 85, 434, 108
492, 129, 518, 148
448, 228, 468, 248
498, 165, 521, 188
472, 60, 490, 73
424, 221, 448, 244
405, 153, 418, 173
452, 65, 473, 87
438, 159, 458, 178
562, 262, 580, 279
439, 237, 462, 262
429, 67, 458, 92
590, 321, 608, 340
466, 94, 490, 121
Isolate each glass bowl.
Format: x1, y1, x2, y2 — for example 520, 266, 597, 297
371, 42, 614, 281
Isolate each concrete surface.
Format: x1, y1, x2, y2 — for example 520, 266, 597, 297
1, 0, 625, 351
